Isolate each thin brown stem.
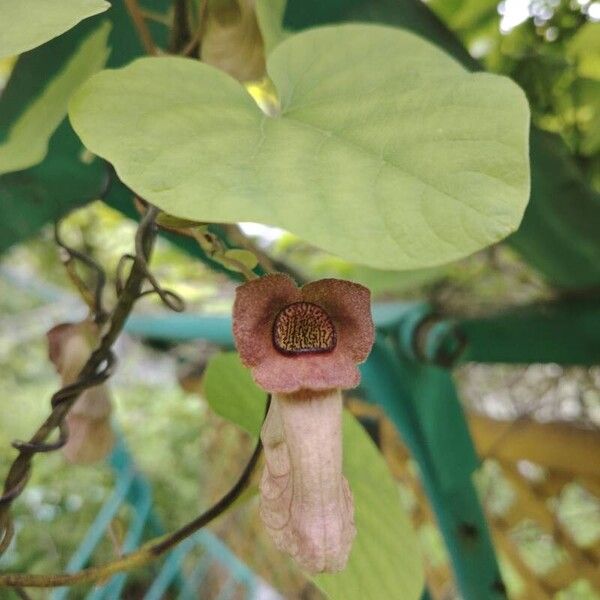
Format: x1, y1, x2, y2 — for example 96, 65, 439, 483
180, 0, 209, 56
0, 207, 160, 555
169, 0, 192, 53
125, 0, 158, 55
0, 397, 269, 589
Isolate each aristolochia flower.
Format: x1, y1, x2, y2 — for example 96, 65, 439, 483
232, 274, 374, 573
47, 321, 114, 464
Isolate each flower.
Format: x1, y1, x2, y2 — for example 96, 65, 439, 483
232, 274, 374, 573
47, 321, 114, 464
201, 0, 265, 82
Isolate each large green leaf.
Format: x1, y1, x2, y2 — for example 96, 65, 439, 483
69, 24, 530, 270
0, 0, 110, 59
202, 352, 424, 600
280, 0, 600, 288
0, 21, 110, 175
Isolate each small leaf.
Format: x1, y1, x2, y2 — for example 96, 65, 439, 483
222, 248, 259, 271
202, 352, 267, 436
70, 24, 530, 270
156, 213, 208, 229
245, 77, 281, 116
0, 0, 110, 59
202, 352, 425, 600
0, 21, 111, 175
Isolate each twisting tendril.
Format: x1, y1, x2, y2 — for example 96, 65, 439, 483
0, 202, 271, 591
0, 205, 181, 557
54, 220, 108, 323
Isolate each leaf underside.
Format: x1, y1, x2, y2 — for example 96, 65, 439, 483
69, 23, 530, 270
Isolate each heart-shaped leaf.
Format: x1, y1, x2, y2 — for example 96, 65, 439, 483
0, 0, 110, 59
69, 24, 530, 270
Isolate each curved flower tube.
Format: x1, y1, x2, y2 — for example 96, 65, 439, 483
47, 321, 114, 464
233, 274, 374, 573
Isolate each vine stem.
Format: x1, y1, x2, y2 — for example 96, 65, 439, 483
0, 397, 269, 589
124, 0, 158, 55
0, 203, 271, 588
0, 206, 159, 553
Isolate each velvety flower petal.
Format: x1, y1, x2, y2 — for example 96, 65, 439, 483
70, 385, 112, 420
47, 320, 114, 463
301, 279, 374, 364
260, 391, 355, 574
47, 320, 99, 385
232, 273, 300, 368
63, 414, 114, 464
252, 351, 360, 394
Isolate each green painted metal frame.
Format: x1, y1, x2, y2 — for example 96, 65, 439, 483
49, 435, 258, 600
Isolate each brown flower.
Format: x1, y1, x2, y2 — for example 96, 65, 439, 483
232, 274, 374, 573
47, 321, 114, 465
201, 0, 265, 82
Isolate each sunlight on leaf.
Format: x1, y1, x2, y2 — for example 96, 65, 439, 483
222, 248, 259, 271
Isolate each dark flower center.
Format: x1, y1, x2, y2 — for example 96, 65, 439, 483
272, 302, 336, 355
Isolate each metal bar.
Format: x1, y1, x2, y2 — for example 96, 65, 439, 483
145, 535, 198, 600
178, 554, 211, 600
88, 478, 153, 600
194, 531, 257, 590
361, 336, 506, 599
124, 298, 600, 366
123, 303, 418, 346
50, 466, 134, 600
458, 300, 600, 365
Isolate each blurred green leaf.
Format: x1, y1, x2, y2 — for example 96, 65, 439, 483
576, 78, 600, 157
203, 352, 267, 436
568, 22, 600, 80
222, 248, 259, 271
0, 21, 110, 175
0, 0, 110, 58
69, 24, 530, 270
202, 351, 424, 600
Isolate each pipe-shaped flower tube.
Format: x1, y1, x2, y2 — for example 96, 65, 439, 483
47, 320, 114, 464
233, 274, 374, 573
